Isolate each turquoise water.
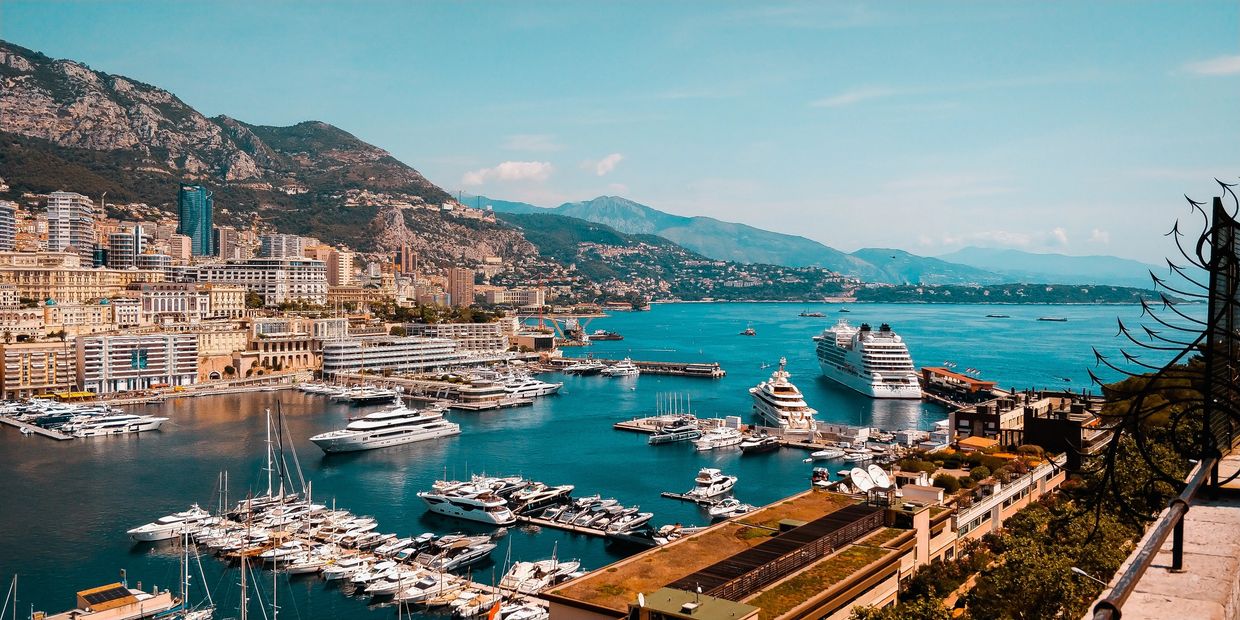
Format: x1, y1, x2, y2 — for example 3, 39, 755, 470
0, 303, 1196, 619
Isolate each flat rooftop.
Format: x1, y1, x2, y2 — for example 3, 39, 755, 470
547, 489, 857, 612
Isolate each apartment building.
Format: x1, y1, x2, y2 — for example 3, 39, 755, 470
75, 333, 198, 394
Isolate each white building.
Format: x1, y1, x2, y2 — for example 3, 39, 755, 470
259, 234, 305, 259
47, 191, 96, 259
0, 201, 16, 252
75, 333, 198, 394
321, 336, 463, 376
197, 258, 327, 305
484, 287, 545, 308
405, 322, 510, 355
130, 282, 246, 323
107, 225, 149, 269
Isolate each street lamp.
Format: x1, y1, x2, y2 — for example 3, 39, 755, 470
1071, 566, 1108, 587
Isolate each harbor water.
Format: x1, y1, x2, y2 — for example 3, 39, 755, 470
0, 302, 1196, 619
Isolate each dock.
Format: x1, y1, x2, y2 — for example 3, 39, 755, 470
659, 491, 717, 506
613, 415, 725, 434
516, 514, 614, 538
0, 416, 74, 440
449, 398, 534, 411
547, 358, 726, 378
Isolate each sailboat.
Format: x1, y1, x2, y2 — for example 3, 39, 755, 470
170, 531, 215, 620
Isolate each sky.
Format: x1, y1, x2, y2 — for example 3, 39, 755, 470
2, 1, 1238, 262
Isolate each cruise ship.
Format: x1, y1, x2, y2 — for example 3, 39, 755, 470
748, 357, 817, 432
814, 320, 921, 399
309, 405, 461, 453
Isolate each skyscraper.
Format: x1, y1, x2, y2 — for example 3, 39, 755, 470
0, 201, 15, 252
177, 185, 214, 256
447, 266, 476, 307
46, 191, 96, 260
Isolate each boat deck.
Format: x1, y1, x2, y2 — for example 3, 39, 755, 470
0, 416, 74, 440
659, 491, 720, 506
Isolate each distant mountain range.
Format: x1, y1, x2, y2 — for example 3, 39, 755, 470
476, 194, 1158, 287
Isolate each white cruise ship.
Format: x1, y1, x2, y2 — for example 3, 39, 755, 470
748, 357, 817, 432
814, 320, 921, 399
416, 482, 517, 526
309, 405, 461, 453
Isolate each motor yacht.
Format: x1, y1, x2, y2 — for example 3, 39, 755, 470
685, 468, 737, 500
691, 426, 742, 451
601, 358, 640, 377
309, 405, 460, 453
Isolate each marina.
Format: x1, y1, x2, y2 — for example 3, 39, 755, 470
0, 302, 1173, 620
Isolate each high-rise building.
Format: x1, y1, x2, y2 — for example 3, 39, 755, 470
106, 225, 149, 269
395, 246, 417, 274
446, 266, 476, 307
46, 191, 96, 259
0, 201, 15, 252
259, 234, 304, 258
214, 225, 244, 260
177, 185, 214, 256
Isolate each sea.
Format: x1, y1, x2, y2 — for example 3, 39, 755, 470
0, 302, 1200, 619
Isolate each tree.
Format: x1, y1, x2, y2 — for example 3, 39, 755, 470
850, 597, 950, 620
223, 365, 235, 376
245, 291, 265, 309
966, 544, 1088, 620
932, 473, 960, 493
390, 325, 407, 337
969, 466, 991, 481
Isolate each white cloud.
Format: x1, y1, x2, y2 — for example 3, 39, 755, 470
809, 87, 896, 108
461, 161, 554, 186
1183, 55, 1240, 76
1051, 227, 1069, 246
502, 134, 564, 152
583, 153, 624, 176
1089, 229, 1111, 244
939, 228, 1071, 250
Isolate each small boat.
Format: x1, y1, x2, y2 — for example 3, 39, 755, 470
803, 448, 846, 462
1037, 316, 1069, 322
799, 311, 825, 318
739, 435, 780, 454
685, 468, 737, 500
985, 314, 1010, 318
838, 308, 851, 313
587, 330, 624, 341
19, 427, 33, 436
708, 498, 755, 519
739, 325, 756, 336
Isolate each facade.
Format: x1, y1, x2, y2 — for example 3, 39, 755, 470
484, 287, 545, 307
177, 185, 214, 256
75, 333, 198, 394
106, 225, 149, 269
0, 201, 15, 252
259, 234, 304, 258
395, 246, 417, 274
954, 457, 1067, 541
321, 336, 462, 376
0, 259, 164, 304
129, 282, 247, 323
0, 341, 77, 398
446, 266, 475, 307
405, 322, 509, 355
196, 258, 328, 305
214, 225, 244, 260
46, 191, 96, 259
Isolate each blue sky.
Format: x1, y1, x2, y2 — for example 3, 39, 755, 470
3, 1, 1238, 262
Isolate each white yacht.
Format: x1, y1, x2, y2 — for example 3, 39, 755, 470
692, 426, 743, 451
309, 405, 461, 453
814, 321, 922, 399
748, 358, 817, 432
504, 374, 563, 398
417, 483, 517, 526
70, 414, 169, 437
126, 504, 212, 542
685, 468, 737, 499
601, 358, 640, 377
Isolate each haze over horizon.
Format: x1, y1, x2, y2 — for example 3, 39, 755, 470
3, 1, 1237, 263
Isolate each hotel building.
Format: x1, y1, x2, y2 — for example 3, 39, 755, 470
197, 258, 327, 305
75, 333, 198, 394
321, 336, 463, 376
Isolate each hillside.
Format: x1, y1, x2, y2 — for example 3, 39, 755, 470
936, 247, 1159, 288
854, 283, 1174, 304
848, 248, 1004, 285
0, 39, 450, 252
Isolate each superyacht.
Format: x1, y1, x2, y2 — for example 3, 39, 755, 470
748, 357, 817, 432
814, 320, 922, 399
309, 405, 461, 453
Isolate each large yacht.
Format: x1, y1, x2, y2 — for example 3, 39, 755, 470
504, 374, 563, 398
692, 426, 743, 451
685, 468, 737, 499
68, 414, 169, 438
309, 405, 461, 453
601, 358, 640, 377
814, 320, 922, 399
416, 481, 518, 526
748, 358, 817, 432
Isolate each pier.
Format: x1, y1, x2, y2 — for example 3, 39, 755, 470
449, 398, 534, 411
0, 416, 74, 440
613, 415, 726, 434
547, 358, 726, 378
516, 514, 615, 539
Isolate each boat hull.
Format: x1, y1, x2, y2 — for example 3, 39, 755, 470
311, 425, 461, 453
817, 362, 922, 399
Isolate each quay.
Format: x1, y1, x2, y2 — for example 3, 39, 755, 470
516, 514, 614, 539
547, 358, 726, 378
613, 415, 725, 434
659, 491, 716, 505
449, 398, 534, 411
0, 415, 74, 440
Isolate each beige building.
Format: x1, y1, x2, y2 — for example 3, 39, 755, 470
0, 341, 77, 398
446, 266, 475, 307
0, 252, 164, 304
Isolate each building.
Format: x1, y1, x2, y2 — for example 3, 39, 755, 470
484, 287, 546, 307
405, 322, 510, 355
306, 245, 354, 286
321, 336, 463, 376
46, 191, 96, 259
128, 282, 247, 324
167, 234, 193, 262
395, 246, 417, 274
259, 234, 304, 258
954, 456, 1067, 541
177, 185, 214, 256
196, 258, 327, 306
76, 333, 198, 394
106, 225, 149, 269
920, 366, 998, 405
446, 266, 475, 307
947, 389, 1108, 461
0, 201, 15, 252
0, 341, 77, 398
0, 252, 164, 304
214, 225, 244, 260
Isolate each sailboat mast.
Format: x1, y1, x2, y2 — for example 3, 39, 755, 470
265, 409, 273, 497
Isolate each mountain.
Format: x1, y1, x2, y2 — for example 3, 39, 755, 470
0, 39, 451, 251
848, 248, 1005, 285
936, 247, 1159, 289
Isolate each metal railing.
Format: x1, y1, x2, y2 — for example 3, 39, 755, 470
1090, 457, 1218, 620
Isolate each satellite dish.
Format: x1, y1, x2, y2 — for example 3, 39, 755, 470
850, 467, 874, 493
867, 465, 891, 489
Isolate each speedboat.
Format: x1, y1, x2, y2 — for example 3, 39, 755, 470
708, 498, 755, 519
739, 434, 780, 454
322, 556, 369, 581
601, 358, 640, 377
605, 511, 653, 534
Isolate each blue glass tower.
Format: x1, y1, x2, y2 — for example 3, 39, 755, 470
177, 184, 215, 256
